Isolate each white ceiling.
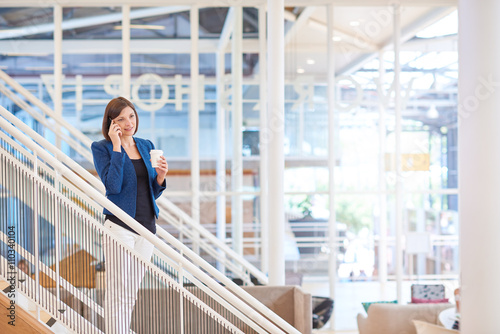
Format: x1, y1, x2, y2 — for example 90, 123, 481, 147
0, 2, 458, 79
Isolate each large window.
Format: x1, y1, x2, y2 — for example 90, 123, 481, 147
0, 5, 458, 331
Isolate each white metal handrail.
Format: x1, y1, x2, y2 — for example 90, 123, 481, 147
0, 108, 301, 334
0, 230, 104, 319
0, 70, 93, 150
1, 126, 243, 333
0, 256, 102, 333
0, 105, 266, 285
0, 129, 247, 333
0, 70, 268, 285
0, 82, 93, 163
155, 198, 268, 284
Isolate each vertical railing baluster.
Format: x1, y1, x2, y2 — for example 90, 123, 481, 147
53, 171, 62, 319
179, 261, 185, 334
34, 153, 40, 311
0, 128, 260, 334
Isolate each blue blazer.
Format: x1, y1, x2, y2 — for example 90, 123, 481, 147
91, 137, 166, 219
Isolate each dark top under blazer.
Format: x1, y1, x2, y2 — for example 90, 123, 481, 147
91, 137, 166, 220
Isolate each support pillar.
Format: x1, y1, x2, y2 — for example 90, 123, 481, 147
231, 6, 244, 257
267, 0, 285, 286
393, 4, 404, 303
327, 4, 337, 330
122, 5, 131, 99
190, 7, 201, 253
459, 1, 500, 332
215, 50, 227, 272
378, 50, 388, 290
53, 5, 62, 149
258, 5, 269, 274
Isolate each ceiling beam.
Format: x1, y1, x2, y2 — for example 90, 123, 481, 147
0, 34, 458, 57
242, 10, 258, 31
338, 7, 456, 75
250, 7, 317, 75
284, 7, 317, 45
283, 10, 297, 22
0, 39, 219, 55
218, 7, 235, 52
0, 0, 458, 7
404, 34, 457, 52
307, 17, 379, 52
0, 6, 189, 40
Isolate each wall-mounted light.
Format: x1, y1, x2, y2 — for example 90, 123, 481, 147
80, 63, 122, 67
2, 52, 49, 57
427, 105, 439, 119
79, 62, 174, 69
25, 65, 67, 71
114, 24, 165, 30
132, 62, 174, 69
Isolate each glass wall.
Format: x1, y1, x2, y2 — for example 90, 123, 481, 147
0, 4, 458, 331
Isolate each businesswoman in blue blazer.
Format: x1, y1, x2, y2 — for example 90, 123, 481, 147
91, 97, 168, 334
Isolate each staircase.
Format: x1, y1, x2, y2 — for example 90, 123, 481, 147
0, 288, 53, 333
0, 74, 299, 332
0, 68, 267, 286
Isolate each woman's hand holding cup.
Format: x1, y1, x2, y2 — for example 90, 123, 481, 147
151, 150, 168, 185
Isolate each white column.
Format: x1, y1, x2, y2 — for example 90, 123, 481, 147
298, 103, 305, 154
415, 209, 426, 276
326, 4, 337, 330
231, 6, 244, 257
122, 5, 131, 99
190, 7, 201, 250
459, 1, 500, 332
53, 5, 62, 149
393, 4, 403, 303
378, 50, 388, 288
258, 5, 269, 275
267, 0, 285, 286
215, 49, 227, 272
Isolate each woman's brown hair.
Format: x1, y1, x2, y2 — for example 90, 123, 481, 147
101, 97, 139, 141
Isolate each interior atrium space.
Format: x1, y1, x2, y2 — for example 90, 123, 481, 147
0, 1, 469, 332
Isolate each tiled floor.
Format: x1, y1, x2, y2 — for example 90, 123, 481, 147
301, 275, 459, 332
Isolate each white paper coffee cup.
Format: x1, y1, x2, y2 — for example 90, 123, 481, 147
150, 149, 163, 168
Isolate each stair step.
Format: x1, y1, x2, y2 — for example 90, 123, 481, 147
0, 288, 53, 333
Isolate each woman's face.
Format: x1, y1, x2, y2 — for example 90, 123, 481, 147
112, 106, 136, 137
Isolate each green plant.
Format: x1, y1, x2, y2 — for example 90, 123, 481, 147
297, 195, 313, 217
334, 197, 372, 234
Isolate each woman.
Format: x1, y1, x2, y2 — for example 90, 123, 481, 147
91, 97, 168, 333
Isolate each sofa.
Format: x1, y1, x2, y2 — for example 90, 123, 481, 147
241, 285, 312, 334
357, 302, 453, 334
58, 283, 312, 334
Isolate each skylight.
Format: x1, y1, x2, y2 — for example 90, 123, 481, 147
416, 10, 458, 38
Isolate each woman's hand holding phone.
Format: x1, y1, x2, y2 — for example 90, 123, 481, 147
108, 119, 122, 151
